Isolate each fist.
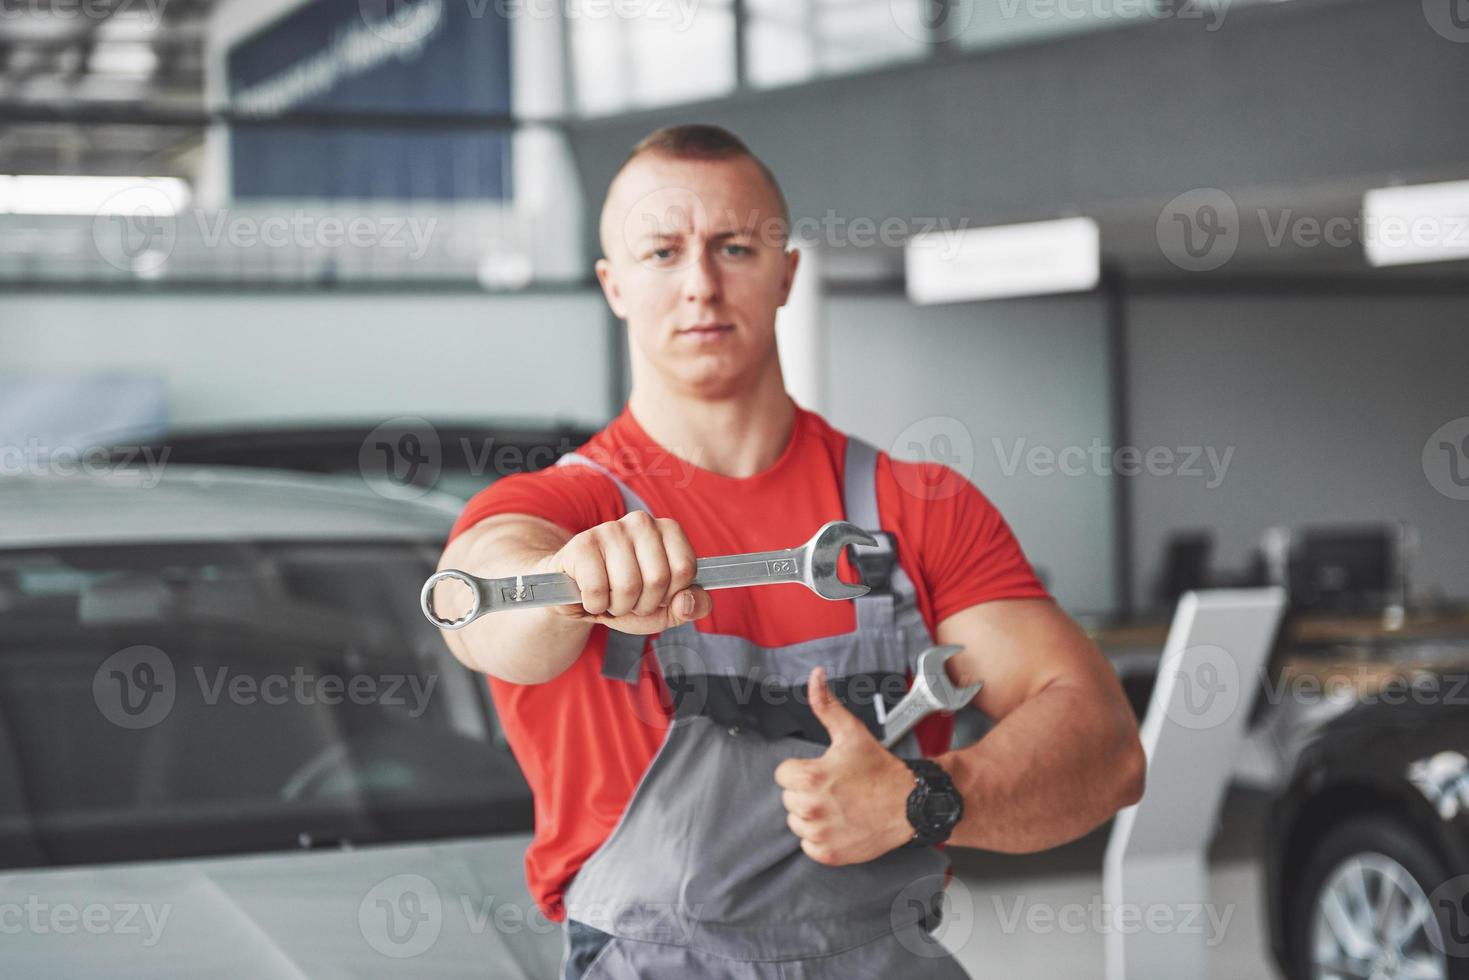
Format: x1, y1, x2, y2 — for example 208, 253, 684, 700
773, 666, 916, 866
540, 511, 713, 635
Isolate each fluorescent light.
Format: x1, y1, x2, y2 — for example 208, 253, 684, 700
905, 216, 1100, 304
87, 42, 159, 77
1363, 179, 1469, 268
0, 176, 190, 216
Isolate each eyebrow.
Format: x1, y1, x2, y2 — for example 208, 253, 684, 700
634, 229, 757, 245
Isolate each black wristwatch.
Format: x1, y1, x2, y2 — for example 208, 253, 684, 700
901, 758, 963, 848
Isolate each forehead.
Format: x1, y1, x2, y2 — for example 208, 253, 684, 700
610, 154, 782, 238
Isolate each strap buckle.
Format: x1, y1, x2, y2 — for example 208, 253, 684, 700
848, 530, 897, 594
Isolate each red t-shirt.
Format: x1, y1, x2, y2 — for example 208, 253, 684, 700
447, 400, 1051, 921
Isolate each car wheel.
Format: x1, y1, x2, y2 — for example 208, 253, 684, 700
1291, 814, 1463, 980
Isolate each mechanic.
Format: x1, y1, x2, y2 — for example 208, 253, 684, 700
432, 124, 1146, 978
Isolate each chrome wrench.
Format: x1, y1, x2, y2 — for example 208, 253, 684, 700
422, 520, 877, 630
880, 645, 983, 748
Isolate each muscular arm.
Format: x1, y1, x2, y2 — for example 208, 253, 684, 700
432, 513, 592, 685
931, 597, 1146, 852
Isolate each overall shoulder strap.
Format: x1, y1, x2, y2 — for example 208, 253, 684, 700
842, 435, 935, 659
553, 451, 649, 684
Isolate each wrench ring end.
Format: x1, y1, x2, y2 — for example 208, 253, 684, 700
421, 568, 482, 630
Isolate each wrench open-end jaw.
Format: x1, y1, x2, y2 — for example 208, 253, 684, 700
880, 645, 984, 749
687, 519, 876, 602
421, 519, 877, 630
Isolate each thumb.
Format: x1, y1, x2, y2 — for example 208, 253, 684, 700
807, 666, 871, 746
671, 586, 712, 624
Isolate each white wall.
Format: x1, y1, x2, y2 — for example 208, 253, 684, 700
1126, 290, 1469, 606
0, 291, 614, 428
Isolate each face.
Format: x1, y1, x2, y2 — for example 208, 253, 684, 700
595, 154, 800, 399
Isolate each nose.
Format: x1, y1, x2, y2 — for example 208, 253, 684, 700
682, 247, 720, 304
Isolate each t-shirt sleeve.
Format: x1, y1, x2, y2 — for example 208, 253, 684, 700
447, 466, 626, 545
889, 458, 1053, 626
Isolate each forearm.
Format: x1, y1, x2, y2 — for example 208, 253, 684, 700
932, 680, 1145, 852
438, 519, 593, 684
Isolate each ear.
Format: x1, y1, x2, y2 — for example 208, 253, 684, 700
776, 247, 801, 308
595, 257, 627, 319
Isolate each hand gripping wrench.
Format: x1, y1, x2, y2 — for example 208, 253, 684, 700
880, 645, 983, 749
421, 520, 877, 630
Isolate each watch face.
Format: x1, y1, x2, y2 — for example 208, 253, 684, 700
921, 791, 962, 825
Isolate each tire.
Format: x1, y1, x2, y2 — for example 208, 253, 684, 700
1289, 813, 1467, 980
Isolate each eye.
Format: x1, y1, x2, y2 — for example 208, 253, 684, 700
649, 246, 676, 261
722, 243, 753, 257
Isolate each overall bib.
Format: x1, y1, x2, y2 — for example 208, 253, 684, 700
553, 436, 970, 978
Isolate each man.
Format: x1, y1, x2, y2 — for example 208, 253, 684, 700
432, 124, 1145, 978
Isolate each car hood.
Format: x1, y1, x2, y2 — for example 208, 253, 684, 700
0, 836, 560, 978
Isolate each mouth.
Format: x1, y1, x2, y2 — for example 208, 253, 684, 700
677, 323, 734, 338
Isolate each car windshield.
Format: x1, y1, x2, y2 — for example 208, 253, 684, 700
0, 539, 531, 871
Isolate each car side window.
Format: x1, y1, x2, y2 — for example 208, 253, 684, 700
0, 540, 532, 871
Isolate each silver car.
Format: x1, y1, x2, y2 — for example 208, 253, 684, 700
0, 466, 561, 978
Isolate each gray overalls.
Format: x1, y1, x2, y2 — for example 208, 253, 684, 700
552, 436, 970, 978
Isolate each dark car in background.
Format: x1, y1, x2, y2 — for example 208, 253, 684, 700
107, 419, 597, 501
1265, 651, 1469, 980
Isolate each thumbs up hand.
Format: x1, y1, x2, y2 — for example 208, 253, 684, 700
773, 666, 916, 866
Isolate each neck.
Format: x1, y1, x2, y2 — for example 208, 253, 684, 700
626, 370, 797, 479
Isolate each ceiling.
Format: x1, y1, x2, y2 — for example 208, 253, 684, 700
0, 0, 215, 176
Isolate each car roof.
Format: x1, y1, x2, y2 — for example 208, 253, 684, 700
0, 465, 461, 549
